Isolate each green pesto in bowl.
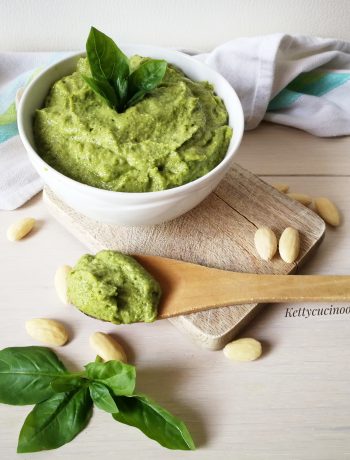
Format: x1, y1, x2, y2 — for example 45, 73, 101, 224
34, 57, 232, 192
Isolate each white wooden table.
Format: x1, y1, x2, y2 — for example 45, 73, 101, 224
1, 122, 350, 459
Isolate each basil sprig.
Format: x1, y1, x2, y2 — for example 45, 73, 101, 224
0, 346, 195, 452
84, 27, 167, 112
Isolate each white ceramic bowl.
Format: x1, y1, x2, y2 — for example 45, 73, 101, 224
18, 46, 244, 226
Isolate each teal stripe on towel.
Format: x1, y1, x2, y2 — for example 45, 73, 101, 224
267, 89, 301, 111
268, 71, 350, 111
0, 122, 18, 143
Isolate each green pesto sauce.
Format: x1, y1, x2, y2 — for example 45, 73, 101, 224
67, 250, 161, 324
34, 57, 232, 192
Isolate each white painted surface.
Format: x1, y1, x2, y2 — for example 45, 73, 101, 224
1, 0, 350, 52
1, 123, 350, 459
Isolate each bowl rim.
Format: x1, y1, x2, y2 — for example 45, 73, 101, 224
18, 47, 244, 198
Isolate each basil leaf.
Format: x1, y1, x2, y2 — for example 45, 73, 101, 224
83, 75, 118, 108
113, 394, 195, 450
86, 26, 129, 111
89, 381, 119, 413
17, 386, 92, 453
85, 27, 167, 112
86, 26, 129, 82
85, 361, 135, 396
0, 347, 67, 405
126, 89, 148, 108
114, 76, 128, 111
51, 376, 84, 393
128, 59, 167, 98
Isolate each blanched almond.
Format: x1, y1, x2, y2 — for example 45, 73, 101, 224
223, 338, 262, 362
272, 183, 289, 193
7, 217, 36, 241
287, 193, 312, 206
279, 227, 300, 263
25, 318, 68, 346
55, 265, 72, 305
254, 227, 277, 261
314, 197, 340, 227
89, 332, 127, 363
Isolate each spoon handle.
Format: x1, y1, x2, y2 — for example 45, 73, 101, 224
136, 255, 350, 319
229, 273, 350, 304
158, 271, 350, 318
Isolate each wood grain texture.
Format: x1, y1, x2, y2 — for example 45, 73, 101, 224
43, 163, 325, 349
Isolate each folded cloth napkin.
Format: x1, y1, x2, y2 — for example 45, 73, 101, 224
0, 52, 69, 210
1, 33, 350, 210
195, 33, 350, 134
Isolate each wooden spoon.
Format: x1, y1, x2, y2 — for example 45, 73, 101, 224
134, 255, 350, 319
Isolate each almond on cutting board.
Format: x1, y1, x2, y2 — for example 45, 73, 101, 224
279, 227, 300, 263
254, 227, 278, 261
314, 197, 340, 227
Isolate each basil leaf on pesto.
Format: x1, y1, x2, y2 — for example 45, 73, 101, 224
0, 346, 67, 405
127, 59, 167, 104
126, 59, 167, 108
126, 89, 148, 108
85, 27, 167, 112
86, 26, 129, 83
17, 386, 93, 453
113, 394, 195, 451
86, 26, 129, 112
82, 75, 118, 108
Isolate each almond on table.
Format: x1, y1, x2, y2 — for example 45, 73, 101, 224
223, 338, 262, 362
287, 193, 312, 206
7, 217, 36, 241
25, 318, 69, 346
314, 197, 340, 226
89, 332, 128, 363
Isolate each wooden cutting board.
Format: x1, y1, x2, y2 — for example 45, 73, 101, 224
43, 163, 326, 350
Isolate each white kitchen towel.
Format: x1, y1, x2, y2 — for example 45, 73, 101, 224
195, 33, 350, 134
1, 34, 350, 210
0, 52, 70, 210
